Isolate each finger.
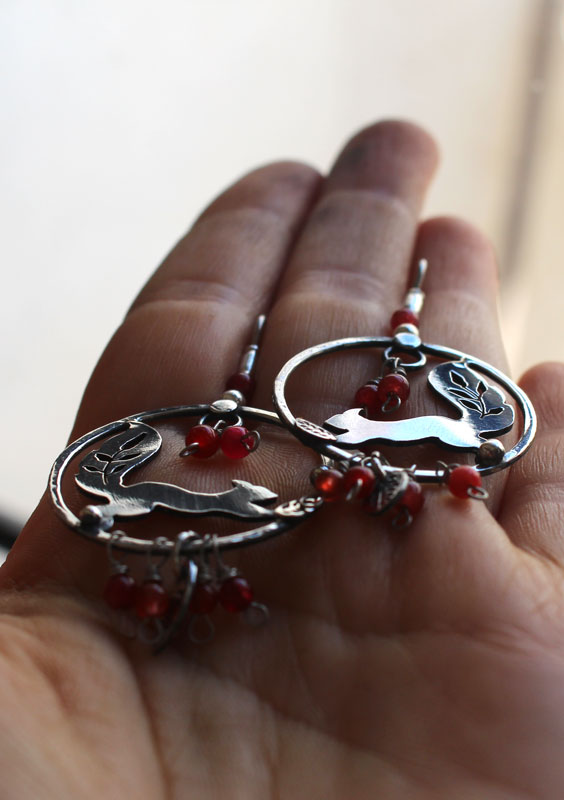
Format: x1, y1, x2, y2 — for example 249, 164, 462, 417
255, 120, 439, 410
5, 162, 321, 589
73, 161, 321, 436
412, 217, 511, 512
415, 216, 505, 366
497, 362, 564, 559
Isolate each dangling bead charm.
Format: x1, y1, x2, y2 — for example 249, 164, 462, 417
103, 533, 137, 611
189, 580, 219, 615
392, 480, 425, 528
447, 465, 488, 500
104, 571, 136, 611
219, 575, 254, 613
343, 466, 375, 500
183, 424, 220, 458
377, 370, 410, 412
354, 383, 381, 417
311, 466, 344, 501
135, 580, 170, 619
220, 425, 260, 459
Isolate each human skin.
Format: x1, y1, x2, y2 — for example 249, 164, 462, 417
1, 120, 564, 799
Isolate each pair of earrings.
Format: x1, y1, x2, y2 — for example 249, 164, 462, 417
49, 260, 536, 648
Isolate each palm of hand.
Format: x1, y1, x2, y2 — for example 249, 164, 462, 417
3, 122, 564, 800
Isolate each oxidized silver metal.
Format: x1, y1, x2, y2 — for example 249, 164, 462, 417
273, 337, 536, 482
50, 404, 319, 556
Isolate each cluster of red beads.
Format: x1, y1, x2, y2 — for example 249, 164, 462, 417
188, 575, 254, 615
185, 423, 257, 460
363, 478, 425, 519
354, 372, 410, 416
104, 571, 255, 619
104, 573, 170, 619
312, 465, 376, 502
312, 465, 426, 524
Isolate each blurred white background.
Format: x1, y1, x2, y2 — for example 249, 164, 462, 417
1, 0, 563, 524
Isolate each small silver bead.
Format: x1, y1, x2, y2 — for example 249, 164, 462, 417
79, 505, 113, 531
477, 439, 505, 466
393, 322, 419, 336
392, 329, 422, 350
222, 389, 244, 404
79, 505, 103, 526
209, 395, 240, 414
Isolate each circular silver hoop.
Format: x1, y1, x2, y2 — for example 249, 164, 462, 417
273, 337, 536, 482
49, 404, 319, 555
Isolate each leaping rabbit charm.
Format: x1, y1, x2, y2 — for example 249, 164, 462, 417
324, 361, 514, 452
76, 422, 278, 527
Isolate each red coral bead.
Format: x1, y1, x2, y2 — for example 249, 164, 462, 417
312, 467, 343, 501
354, 383, 381, 415
185, 424, 220, 458
447, 465, 482, 499
376, 373, 410, 404
135, 581, 170, 619
220, 425, 256, 459
390, 309, 419, 330
219, 576, 254, 613
104, 573, 136, 610
343, 466, 375, 500
189, 582, 219, 615
225, 371, 255, 400
398, 481, 425, 515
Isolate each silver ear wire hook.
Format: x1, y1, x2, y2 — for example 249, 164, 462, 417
106, 530, 128, 574
414, 258, 428, 288
238, 314, 266, 376
211, 533, 233, 578
402, 258, 428, 317
174, 531, 199, 577
145, 536, 170, 580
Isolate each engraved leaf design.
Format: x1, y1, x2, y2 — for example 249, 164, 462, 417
113, 451, 142, 461
458, 398, 483, 412
450, 370, 469, 389
119, 432, 146, 451
108, 463, 129, 475
477, 380, 488, 396
95, 453, 112, 462
486, 406, 504, 415
449, 388, 476, 399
